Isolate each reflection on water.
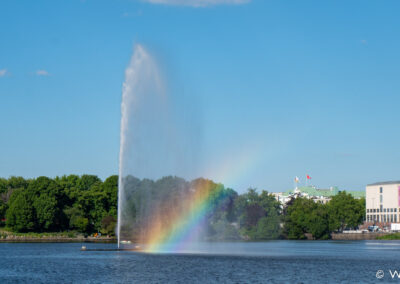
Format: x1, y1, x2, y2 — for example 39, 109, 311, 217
0, 241, 398, 283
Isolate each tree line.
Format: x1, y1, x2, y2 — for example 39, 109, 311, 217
0, 175, 117, 235
0, 175, 365, 240
283, 192, 365, 239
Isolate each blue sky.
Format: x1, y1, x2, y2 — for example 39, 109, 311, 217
1, 0, 400, 192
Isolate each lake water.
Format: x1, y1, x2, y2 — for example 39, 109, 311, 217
0, 241, 399, 283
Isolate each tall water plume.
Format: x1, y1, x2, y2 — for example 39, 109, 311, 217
117, 45, 236, 251
117, 45, 166, 247
117, 44, 200, 247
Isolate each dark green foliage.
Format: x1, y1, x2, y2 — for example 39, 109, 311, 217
327, 191, 365, 232
4, 175, 117, 234
283, 192, 365, 239
6, 189, 35, 232
234, 188, 282, 240
101, 215, 117, 235
284, 198, 330, 240
33, 194, 58, 230
0, 200, 7, 224
0, 175, 366, 241
64, 206, 88, 232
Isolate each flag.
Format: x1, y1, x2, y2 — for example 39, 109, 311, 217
294, 176, 299, 183
306, 175, 311, 180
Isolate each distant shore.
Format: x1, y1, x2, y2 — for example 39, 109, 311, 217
0, 230, 397, 243
1, 235, 398, 243
0, 236, 116, 243
0, 229, 116, 243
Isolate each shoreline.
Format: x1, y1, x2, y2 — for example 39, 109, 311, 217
331, 232, 391, 240
0, 237, 116, 243
0, 235, 398, 243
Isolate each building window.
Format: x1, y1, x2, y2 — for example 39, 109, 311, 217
381, 205, 383, 212
391, 208, 394, 212
380, 195, 383, 203
395, 215, 397, 222
395, 208, 397, 212
380, 187, 383, 193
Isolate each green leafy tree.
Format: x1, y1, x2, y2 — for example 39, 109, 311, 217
64, 206, 89, 232
233, 188, 281, 240
255, 212, 281, 240
305, 202, 330, 239
33, 194, 58, 230
28, 176, 67, 231
78, 175, 101, 191
328, 191, 365, 232
101, 175, 118, 217
6, 189, 35, 232
7, 176, 29, 191
284, 197, 329, 239
55, 175, 81, 205
100, 215, 117, 235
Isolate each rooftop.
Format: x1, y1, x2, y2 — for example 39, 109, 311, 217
367, 181, 400, 186
286, 186, 365, 198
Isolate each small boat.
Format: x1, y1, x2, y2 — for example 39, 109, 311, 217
120, 240, 132, 244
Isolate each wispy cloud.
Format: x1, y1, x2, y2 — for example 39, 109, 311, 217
36, 70, 50, 76
142, 0, 250, 7
0, 69, 8, 77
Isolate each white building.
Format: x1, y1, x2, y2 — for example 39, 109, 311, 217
270, 192, 292, 205
366, 181, 400, 224
272, 186, 364, 207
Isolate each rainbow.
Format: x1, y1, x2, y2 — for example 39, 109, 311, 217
139, 144, 263, 253
142, 180, 227, 253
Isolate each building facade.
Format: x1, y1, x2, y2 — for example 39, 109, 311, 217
366, 181, 400, 224
273, 186, 365, 207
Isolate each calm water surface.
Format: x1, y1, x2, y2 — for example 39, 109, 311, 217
0, 241, 399, 283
